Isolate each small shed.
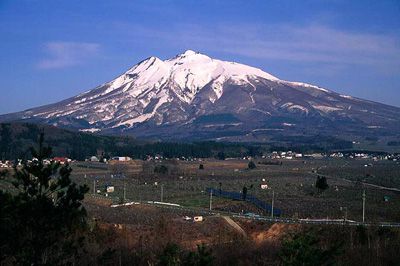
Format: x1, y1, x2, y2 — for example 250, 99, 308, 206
383, 196, 390, 202
194, 216, 203, 222
90, 156, 100, 162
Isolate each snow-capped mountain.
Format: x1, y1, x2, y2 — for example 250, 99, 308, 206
1, 50, 399, 140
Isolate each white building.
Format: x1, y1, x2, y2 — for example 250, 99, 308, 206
90, 156, 100, 162
112, 156, 132, 162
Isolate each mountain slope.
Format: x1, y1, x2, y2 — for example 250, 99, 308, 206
1, 50, 399, 140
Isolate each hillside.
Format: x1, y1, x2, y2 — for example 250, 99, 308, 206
0, 123, 268, 160
1, 50, 399, 142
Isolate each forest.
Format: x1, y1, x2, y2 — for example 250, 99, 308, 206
0, 122, 356, 161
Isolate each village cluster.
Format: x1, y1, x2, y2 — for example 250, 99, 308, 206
1, 150, 399, 169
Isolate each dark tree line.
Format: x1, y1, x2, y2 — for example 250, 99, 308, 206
0, 124, 13, 160
0, 123, 267, 160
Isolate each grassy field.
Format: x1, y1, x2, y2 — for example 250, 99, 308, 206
68, 158, 400, 223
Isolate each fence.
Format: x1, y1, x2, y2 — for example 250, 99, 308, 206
206, 187, 282, 216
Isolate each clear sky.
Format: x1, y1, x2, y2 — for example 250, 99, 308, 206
0, 0, 399, 114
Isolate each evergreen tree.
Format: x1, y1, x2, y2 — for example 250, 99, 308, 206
183, 244, 214, 266
0, 133, 89, 265
158, 243, 181, 266
279, 231, 342, 266
248, 161, 256, 169
216, 151, 225, 160
154, 165, 169, 174
242, 186, 248, 201
0, 124, 12, 160
315, 175, 329, 193
157, 243, 214, 266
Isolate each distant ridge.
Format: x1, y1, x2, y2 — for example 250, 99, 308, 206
1, 50, 399, 141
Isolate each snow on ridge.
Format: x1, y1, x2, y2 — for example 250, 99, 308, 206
209, 75, 225, 103
159, 50, 279, 103
61, 50, 282, 111
116, 113, 153, 127
282, 123, 295, 127
181, 50, 198, 56
282, 81, 329, 93
79, 128, 101, 133
281, 102, 309, 114
288, 105, 309, 113
73, 50, 280, 106
24, 49, 371, 129
203, 122, 242, 128
74, 97, 87, 104
340, 94, 354, 99
313, 105, 342, 113
113, 92, 170, 128
217, 60, 279, 82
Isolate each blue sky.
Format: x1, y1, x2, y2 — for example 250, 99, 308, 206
0, 0, 399, 114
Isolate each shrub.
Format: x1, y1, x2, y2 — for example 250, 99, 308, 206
315, 175, 328, 193
248, 161, 256, 169
154, 165, 168, 174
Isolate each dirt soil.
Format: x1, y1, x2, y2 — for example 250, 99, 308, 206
84, 196, 241, 250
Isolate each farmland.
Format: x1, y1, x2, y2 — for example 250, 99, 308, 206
70, 157, 400, 223
2, 155, 400, 264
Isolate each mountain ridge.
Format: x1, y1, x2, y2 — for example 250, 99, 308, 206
1, 50, 399, 141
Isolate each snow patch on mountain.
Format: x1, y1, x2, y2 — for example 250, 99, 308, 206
313, 105, 343, 113
79, 128, 101, 133
340, 94, 353, 99
281, 102, 309, 114
282, 123, 296, 127
282, 81, 329, 93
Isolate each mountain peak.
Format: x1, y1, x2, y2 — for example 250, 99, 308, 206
2, 50, 399, 139
181, 49, 199, 56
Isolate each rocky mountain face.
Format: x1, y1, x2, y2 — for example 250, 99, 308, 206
1, 50, 399, 141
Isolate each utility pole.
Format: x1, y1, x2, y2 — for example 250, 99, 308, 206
362, 189, 366, 223
123, 182, 126, 202
271, 190, 275, 219
161, 184, 164, 202
340, 207, 348, 222
209, 189, 213, 211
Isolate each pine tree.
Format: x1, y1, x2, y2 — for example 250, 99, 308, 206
242, 186, 248, 201
279, 231, 342, 265
248, 161, 256, 169
315, 175, 329, 193
216, 151, 225, 160
0, 133, 89, 265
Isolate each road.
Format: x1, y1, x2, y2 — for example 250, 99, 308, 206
99, 196, 400, 228
221, 216, 247, 237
